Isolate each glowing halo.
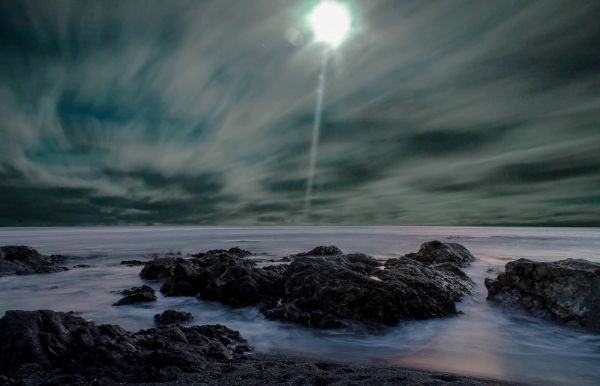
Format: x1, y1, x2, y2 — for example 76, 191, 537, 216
307, 1, 351, 48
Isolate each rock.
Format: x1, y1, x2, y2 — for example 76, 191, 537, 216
485, 258, 600, 331
0, 245, 69, 276
291, 246, 343, 258
160, 253, 284, 306
140, 257, 188, 280
73, 264, 93, 269
154, 310, 194, 326
0, 310, 251, 384
403, 241, 476, 267
0, 245, 40, 260
121, 260, 146, 266
263, 254, 473, 328
113, 285, 158, 306
191, 247, 252, 259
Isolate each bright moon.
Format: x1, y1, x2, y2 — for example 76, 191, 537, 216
308, 1, 351, 48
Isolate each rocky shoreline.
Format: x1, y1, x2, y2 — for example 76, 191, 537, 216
1, 240, 598, 385
139, 242, 475, 328
0, 309, 519, 386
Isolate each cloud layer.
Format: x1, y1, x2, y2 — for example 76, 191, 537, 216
1, 0, 599, 226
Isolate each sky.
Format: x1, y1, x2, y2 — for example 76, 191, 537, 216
1, 0, 599, 226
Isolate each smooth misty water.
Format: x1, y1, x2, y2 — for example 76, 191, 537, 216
1, 226, 599, 385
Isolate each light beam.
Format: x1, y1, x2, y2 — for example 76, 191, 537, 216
304, 1, 352, 218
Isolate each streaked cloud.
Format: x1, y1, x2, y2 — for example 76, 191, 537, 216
0, 0, 599, 226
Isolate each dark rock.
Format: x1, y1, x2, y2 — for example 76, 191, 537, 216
154, 310, 194, 326
140, 257, 188, 280
0, 245, 69, 276
1, 245, 41, 260
403, 241, 475, 267
160, 254, 283, 306
0, 310, 251, 384
191, 247, 252, 259
291, 246, 343, 258
121, 260, 146, 266
263, 254, 473, 328
113, 285, 157, 306
73, 264, 93, 269
485, 258, 600, 331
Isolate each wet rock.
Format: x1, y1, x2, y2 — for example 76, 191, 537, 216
113, 285, 157, 306
485, 258, 600, 331
191, 247, 252, 259
121, 260, 146, 266
0, 245, 69, 276
73, 264, 93, 269
403, 241, 475, 267
160, 253, 283, 306
154, 310, 194, 326
0, 310, 251, 384
263, 254, 473, 328
140, 257, 188, 280
291, 246, 343, 258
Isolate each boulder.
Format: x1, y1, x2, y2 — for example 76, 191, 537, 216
0, 310, 250, 384
191, 247, 252, 259
262, 254, 473, 328
0, 245, 69, 276
113, 285, 157, 306
140, 257, 188, 280
485, 258, 600, 331
290, 246, 343, 258
140, 247, 252, 281
403, 241, 475, 267
160, 254, 284, 306
154, 310, 194, 326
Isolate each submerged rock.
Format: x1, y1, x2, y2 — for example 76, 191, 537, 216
403, 241, 476, 267
121, 259, 146, 266
485, 258, 600, 331
263, 253, 473, 328
113, 285, 157, 306
0, 310, 250, 384
0, 245, 69, 276
154, 309, 194, 326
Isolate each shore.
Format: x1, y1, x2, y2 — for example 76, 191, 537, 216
0, 309, 521, 386
142, 354, 519, 386
2, 227, 600, 385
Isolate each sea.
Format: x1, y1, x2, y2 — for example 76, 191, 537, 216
0, 226, 599, 385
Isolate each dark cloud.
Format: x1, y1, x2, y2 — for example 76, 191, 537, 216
0, 0, 599, 226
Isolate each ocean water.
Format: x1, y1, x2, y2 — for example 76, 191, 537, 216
0, 226, 599, 385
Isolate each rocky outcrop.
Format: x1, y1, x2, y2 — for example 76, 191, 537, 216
0, 310, 250, 384
262, 253, 473, 328
139, 244, 474, 329
154, 310, 194, 326
291, 246, 343, 258
485, 258, 600, 331
191, 247, 252, 259
139, 247, 252, 281
0, 245, 69, 276
160, 254, 284, 306
113, 285, 157, 306
140, 257, 187, 280
403, 241, 475, 267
